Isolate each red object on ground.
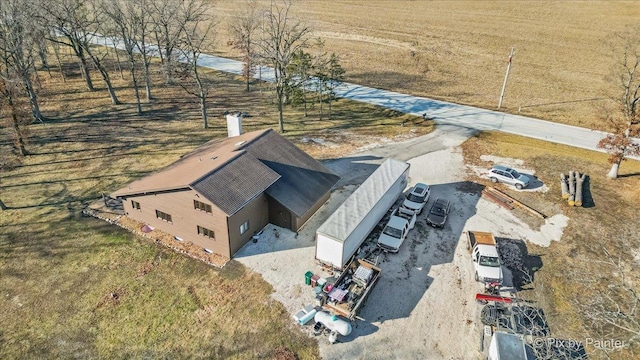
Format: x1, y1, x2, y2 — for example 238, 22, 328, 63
475, 293, 514, 303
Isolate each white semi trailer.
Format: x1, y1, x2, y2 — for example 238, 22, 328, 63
315, 158, 410, 270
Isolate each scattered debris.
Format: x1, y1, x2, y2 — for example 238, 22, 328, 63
482, 187, 546, 219
136, 261, 155, 278
481, 188, 515, 210
96, 287, 126, 308
271, 346, 297, 360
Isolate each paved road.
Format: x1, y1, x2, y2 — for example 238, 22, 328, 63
93, 34, 637, 159
196, 53, 636, 156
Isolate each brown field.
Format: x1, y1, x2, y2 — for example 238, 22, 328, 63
214, 0, 640, 131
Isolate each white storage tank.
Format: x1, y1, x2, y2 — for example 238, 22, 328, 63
314, 311, 352, 336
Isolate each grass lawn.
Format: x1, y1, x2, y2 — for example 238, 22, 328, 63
461, 132, 640, 359
0, 55, 430, 358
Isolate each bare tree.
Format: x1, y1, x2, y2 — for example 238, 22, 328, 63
41, 0, 94, 90
149, 0, 189, 85
133, 0, 155, 102
0, 74, 31, 156
176, 1, 215, 129
598, 27, 640, 179
43, 0, 120, 105
0, 0, 44, 123
573, 241, 640, 358
107, 0, 155, 102
229, 0, 261, 92
257, 0, 311, 132
102, 0, 143, 114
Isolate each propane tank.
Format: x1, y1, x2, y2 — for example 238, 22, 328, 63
314, 311, 352, 336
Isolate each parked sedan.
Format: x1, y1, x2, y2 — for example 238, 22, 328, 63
488, 165, 530, 190
426, 198, 450, 228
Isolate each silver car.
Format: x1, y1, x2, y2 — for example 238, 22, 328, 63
488, 165, 530, 189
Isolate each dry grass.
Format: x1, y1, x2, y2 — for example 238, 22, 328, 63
461, 132, 640, 359
214, 0, 640, 131
0, 49, 432, 358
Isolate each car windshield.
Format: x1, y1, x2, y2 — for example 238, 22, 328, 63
431, 206, 445, 215
407, 193, 425, 203
508, 169, 521, 178
383, 226, 402, 238
479, 256, 500, 267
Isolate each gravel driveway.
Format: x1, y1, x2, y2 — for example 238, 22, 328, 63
235, 126, 568, 359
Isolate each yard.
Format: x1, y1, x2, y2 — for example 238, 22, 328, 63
0, 57, 426, 358
2, 1, 640, 357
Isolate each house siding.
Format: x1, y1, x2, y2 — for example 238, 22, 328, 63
121, 189, 232, 258
294, 191, 331, 231
227, 193, 269, 256
268, 197, 293, 230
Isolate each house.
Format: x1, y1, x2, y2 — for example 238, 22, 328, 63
111, 128, 340, 259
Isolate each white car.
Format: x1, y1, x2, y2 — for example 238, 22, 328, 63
402, 183, 430, 214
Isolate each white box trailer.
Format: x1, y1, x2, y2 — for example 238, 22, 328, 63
315, 158, 410, 270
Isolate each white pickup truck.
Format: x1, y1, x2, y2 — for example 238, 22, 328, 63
466, 231, 503, 285
377, 207, 416, 252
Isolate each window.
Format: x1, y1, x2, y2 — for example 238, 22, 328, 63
194, 200, 212, 214
197, 225, 215, 239
155, 210, 172, 223
240, 220, 249, 235
131, 200, 141, 210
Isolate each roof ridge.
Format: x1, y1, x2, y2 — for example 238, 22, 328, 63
189, 149, 249, 186
234, 128, 273, 150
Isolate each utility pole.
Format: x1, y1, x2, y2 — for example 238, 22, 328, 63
498, 47, 515, 110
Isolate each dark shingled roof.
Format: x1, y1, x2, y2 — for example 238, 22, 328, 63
239, 130, 340, 217
112, 128, 339, 219
190, 151, 280, 216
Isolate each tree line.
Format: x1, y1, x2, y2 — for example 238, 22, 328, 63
0, 0, 344, 159
2, 0, 636, 179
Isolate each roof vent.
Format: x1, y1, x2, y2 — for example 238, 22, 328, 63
234, 141, 246, 147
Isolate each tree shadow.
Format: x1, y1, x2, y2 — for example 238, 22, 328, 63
580, 175, 595, 208
481, 303, 550, 337
495, 237, 543, 291
516, 172, 545, 191
617, 171, 640, 178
